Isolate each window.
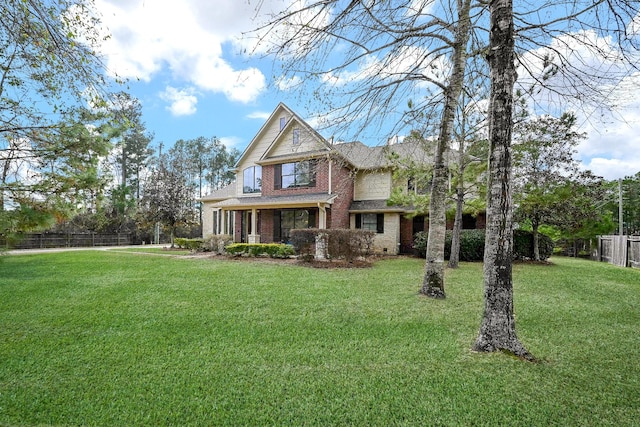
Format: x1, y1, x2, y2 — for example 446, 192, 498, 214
243, 166, 262, 193
274, 160, 316, 189
280, 117, 286, 130
274, 209, 316, 242
355, 213, 384, 233
293, 128, 300, 145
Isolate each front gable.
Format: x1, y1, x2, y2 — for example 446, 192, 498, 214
259, 115, 331, 163
235, 103, 295, 173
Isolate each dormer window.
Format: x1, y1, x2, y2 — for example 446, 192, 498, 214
243, 166, 262, 193
293, 128, 300, 145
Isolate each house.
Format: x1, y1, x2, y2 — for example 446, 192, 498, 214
201, 103, 485, 254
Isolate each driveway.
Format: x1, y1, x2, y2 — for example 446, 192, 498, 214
4, 244, 167, 255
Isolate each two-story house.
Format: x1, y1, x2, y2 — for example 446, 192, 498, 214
201, 103, 484, 254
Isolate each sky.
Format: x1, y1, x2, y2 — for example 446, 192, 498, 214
93, 0, 640, 181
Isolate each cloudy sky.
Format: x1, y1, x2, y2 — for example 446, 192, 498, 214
93, 0, 640, 180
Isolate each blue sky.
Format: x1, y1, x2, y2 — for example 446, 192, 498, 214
94, 0, 640, 180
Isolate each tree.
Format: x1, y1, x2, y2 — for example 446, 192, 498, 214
165, 137, 240, 227
512, 112, 586, 260
471, 0, 533, 360
253, 0, 478, 298
110, 93, 154, 201
140, 164, 195, 248
619, 173, 640, 235
0, 0, 112, 216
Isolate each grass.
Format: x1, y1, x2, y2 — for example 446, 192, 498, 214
0, 252, 639, 426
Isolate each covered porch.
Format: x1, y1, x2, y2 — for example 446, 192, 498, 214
209, 193, 337, 244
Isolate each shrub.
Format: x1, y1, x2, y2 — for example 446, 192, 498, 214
204, 234, 233, 253
289, 229, 318, 260
413, 229, 553, 261
173, 238, 203, 251
323, 229, 375, 262
513, 229, 554, 260
225, 243, 294, 258
289, 229, 374, 261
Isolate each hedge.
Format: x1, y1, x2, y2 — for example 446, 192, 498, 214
173, 238, 203, 251
413, 229, 554, 261
225, 243, 295, 258
290, 228, 375, 262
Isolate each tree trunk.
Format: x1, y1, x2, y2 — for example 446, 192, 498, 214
449, 134, 466, 269
421, 0, 472, 298
472, 0, 533, 361
449, 187, 464, 268
532, 219, 540, 261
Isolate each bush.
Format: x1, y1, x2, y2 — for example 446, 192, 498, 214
513, 230, 554, 260
204, 234, 233, 254
413, 229, 553, 261
173, 238, 203, 251
289, 228, 374, 261
323, 229, 375, 262
225, 243, 295, 258
289, 229, 318, 260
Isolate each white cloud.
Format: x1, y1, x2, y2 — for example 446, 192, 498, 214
516, 30, 640, 180
159, 86, 198, 116
95, 0, 271, 103
246, 111, 271, 120
219, 136, 242, 149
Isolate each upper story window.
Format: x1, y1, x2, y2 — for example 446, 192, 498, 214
274, 160, 316, 189
280, 117, 286, 131
243, 165, 262, 193
293, 128, 300, 145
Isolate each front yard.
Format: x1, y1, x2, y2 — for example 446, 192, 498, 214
0, 252, 638, 425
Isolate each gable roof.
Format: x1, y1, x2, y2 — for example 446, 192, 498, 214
259, 106, 331, 163
235, 102, 331, 169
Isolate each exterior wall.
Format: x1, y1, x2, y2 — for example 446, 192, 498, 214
376, 213, 401, 254
261, 158, 331, 197
269, 126, 326, 157
400, 216, 414, 254
202, 204, 214, 237
235, 109, 292, 197
234, 211, 242, 242
354, 171, 391, 200
329, 163, 354, 228
260, 211, 275, 243
349, 212, 401, 255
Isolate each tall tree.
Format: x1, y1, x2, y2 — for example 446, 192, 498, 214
140, 163, 195, 248
512, 112, 586, 260
472, 0, 533, 360
253, 0, 479, 298
0, 0, 112, 215
110, 93, 154, 201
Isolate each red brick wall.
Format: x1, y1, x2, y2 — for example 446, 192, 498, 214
329, 163, 354, 228
400, 216, 414, 254
261, 158, 331, 196
260, 210, 274, 243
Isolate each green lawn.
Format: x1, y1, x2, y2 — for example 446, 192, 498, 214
0, 252, 638, 426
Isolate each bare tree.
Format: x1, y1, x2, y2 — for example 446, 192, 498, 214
251, 0, 482, 297
471, 0, 535, 360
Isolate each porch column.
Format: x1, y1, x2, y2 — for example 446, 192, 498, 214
248, 208, 260, 243
318, 203, 327, 229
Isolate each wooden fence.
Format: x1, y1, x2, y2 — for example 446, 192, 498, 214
1, 233, 133, 250
598, 235, 640, 268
